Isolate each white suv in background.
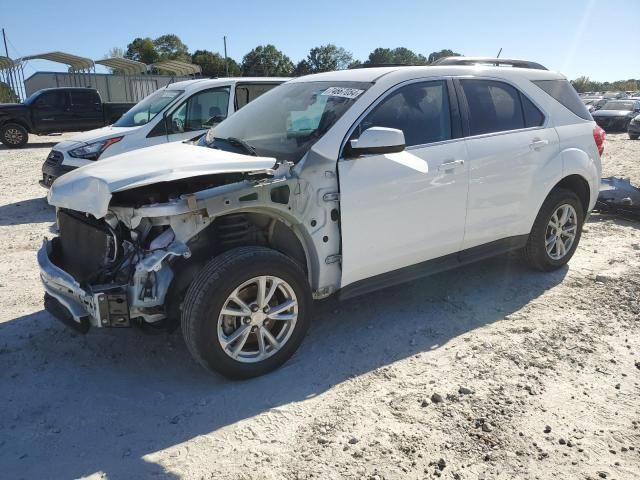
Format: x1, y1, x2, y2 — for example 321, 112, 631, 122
40, 58, 604, 379
39, 77, 289, 187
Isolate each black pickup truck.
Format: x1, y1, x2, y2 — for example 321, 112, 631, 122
0, 87, 134, 148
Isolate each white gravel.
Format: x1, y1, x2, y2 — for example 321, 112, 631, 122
1, 133, 639, 480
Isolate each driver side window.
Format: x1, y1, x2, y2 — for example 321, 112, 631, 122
353, 80, 452, 147
168, 87, 230, 134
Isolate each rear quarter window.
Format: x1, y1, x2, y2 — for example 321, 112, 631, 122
532, 79, 592, 121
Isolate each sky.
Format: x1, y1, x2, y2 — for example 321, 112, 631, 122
2, 0, 638, 82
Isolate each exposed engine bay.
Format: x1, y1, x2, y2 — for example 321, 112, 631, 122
40, 148, 343, 332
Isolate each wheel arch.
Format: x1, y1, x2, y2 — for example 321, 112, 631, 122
551, 174, 591, 219
165, 208, 316, 324
0, 118, 31, 133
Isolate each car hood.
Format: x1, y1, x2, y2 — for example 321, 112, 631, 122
592, 110, 634, 118
54, 125, 140, 150
47, 142, 277, 219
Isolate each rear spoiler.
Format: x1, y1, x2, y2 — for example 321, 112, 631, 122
431, 57, 548, 71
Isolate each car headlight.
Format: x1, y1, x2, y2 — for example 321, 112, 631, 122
68, 136, 123, 160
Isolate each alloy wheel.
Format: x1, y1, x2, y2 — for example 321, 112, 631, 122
217, 276, 298, 363
545, 204, 578, 260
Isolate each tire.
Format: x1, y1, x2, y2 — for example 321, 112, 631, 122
0, 123, 28, 148
523, 188, 584, 272
629, 133, 639, 140
181, 246, 312, 379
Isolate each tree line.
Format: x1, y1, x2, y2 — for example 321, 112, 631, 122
570, 76, 639, 94
112, 34, 461, 77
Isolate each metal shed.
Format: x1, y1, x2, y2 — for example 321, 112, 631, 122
95, 57, 152, 102
151, 60, 202, 77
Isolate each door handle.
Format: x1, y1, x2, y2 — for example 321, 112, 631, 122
438, 159, 465, 171
529, 138, 549, 150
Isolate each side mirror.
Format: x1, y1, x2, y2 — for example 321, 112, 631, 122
346, 127, 406, 158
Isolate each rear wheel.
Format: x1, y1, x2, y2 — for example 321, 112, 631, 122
523, 188, 584, 271
181, 247, 312, 379
0, 123, 28, 148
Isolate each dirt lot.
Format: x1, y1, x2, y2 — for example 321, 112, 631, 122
0, 133, 639, 480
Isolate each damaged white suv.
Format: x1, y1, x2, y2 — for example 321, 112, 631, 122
39, 58, 604, 379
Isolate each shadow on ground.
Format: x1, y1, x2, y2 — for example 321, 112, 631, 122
0, 197, 54, 226
0, 253, 567, 479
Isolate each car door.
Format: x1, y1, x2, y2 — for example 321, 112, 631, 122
31, 90, 70, 132
338, 79, 469, 287
68, 90, 103, 131
456, 78, 560, 250
165, 87, 231, 143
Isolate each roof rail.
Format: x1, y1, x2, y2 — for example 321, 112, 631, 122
431, 57, 548, 71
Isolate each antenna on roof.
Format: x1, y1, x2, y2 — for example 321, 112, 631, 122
496, 48, 502, 58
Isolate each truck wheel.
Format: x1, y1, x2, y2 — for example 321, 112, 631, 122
629, 133, 639, 140
181, 246, 312, 379
0, 123, 28, 148
523, 188, 584, 271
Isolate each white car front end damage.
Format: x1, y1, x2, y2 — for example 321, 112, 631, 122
38, 140, 338, 332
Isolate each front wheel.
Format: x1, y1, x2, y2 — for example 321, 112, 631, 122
0, 123, 28, 148
181, 247, 312, 379
523, 189, 584, 271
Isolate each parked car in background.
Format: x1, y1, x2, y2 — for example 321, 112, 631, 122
628, 114, 640, 140
581, 96, 607, 112
39, 78, 288, 188
603, 91, 628, 100
40, 58, 603, 379
592, 99, 640, 131
0, 87, 134, 148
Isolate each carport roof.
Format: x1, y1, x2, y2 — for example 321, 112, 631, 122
19, 51, 94, 71
95, 57, 148, 74
151, 60, 201, 76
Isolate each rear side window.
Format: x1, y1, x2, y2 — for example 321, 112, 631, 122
532, 79, 591, 120
235, 83, 280, 110
521, 95, 545, 127
70, 91, 99, 106
461, 80, 525, 135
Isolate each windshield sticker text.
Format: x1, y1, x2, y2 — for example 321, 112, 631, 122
320, 87, 364, 99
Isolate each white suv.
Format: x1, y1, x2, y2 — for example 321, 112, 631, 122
39, 58, 604, 379
39, 77, 288, 187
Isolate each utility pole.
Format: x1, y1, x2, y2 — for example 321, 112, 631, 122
223, 36, 229, 77
2, 28, 19, 100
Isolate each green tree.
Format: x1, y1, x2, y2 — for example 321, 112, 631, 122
241, 45, 294, 76
363, 47, 427, 66
125, 37, 159, 64
303, 44, 353, 73
192, 49, 241, 77
154, 34, 191, 63
0, 81, 18, 103
427, 49, 461, 64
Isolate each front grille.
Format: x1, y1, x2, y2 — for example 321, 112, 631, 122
57, 210, 116, 285
45, 150, 63, 166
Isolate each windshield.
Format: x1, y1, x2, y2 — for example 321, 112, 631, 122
204, 81, 371, 162
601, 101, 634, 111
113, 89, 183, 127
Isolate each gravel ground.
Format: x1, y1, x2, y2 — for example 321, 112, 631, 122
0, 133, 639, 480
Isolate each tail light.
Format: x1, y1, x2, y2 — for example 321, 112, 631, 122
593, 125, 605, 156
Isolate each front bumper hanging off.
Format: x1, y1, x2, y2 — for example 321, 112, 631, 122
38, 239, 129, 332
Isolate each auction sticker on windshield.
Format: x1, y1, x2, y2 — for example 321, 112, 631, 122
321, 87, 365, 99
